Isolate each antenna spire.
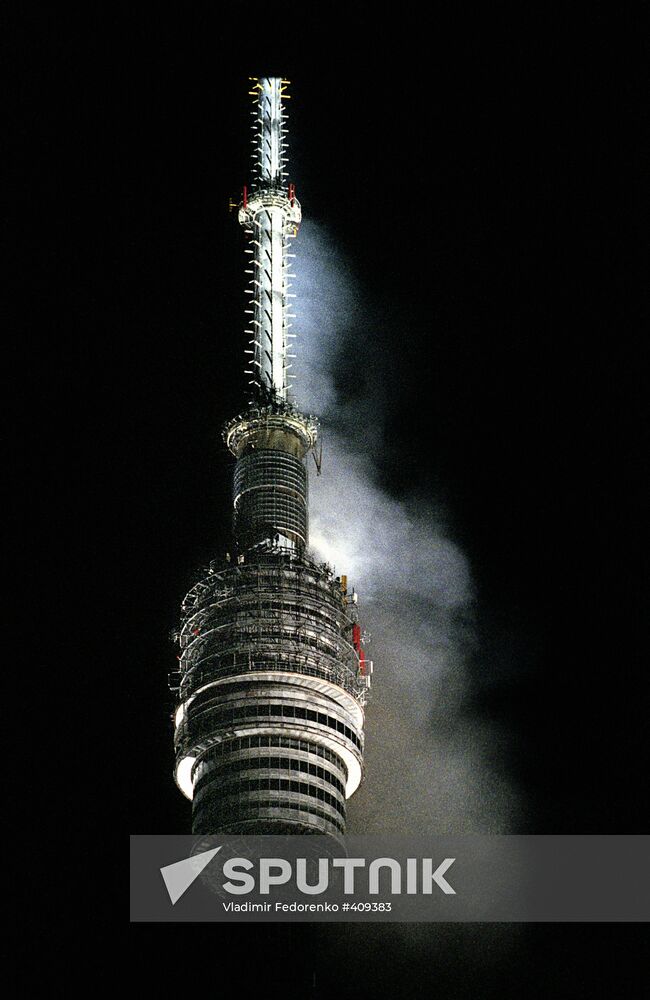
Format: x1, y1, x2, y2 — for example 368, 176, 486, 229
238, 77, 301, 402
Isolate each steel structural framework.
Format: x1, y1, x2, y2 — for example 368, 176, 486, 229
171, 78, 372, 836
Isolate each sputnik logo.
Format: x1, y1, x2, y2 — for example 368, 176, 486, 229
160, 847, 457, 905
160, 846, 222, 905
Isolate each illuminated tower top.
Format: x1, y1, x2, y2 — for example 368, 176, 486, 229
238, 77, 301, 402
171, 77, 371, 836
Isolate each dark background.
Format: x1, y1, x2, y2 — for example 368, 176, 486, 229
17, 2, 647, 995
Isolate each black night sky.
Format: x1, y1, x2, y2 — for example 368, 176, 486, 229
23, 4, 647, 996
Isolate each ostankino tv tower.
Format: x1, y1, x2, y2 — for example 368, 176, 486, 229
171, 77, 372, 836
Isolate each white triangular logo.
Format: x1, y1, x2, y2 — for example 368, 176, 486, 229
160, 846, 221, 905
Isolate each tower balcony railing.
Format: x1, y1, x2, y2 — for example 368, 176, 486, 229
179, 625, 359, 674
179, 600, 352, 649
177, 651, 368, 703
181, 562, 352, 615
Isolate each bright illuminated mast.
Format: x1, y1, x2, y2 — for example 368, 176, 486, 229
171, 77, 372, 836
239, 76, 300, 401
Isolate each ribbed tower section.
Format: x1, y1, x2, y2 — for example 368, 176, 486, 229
171, 77, 372, 837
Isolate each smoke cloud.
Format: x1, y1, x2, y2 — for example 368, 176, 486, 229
292, 221, 520, 833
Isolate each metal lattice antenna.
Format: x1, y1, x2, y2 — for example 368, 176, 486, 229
238, 77, 301, 402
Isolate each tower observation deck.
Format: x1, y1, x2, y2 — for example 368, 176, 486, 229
171, 78, 372, 837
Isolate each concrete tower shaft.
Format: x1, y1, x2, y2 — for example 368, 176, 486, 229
224, 404, 317, 552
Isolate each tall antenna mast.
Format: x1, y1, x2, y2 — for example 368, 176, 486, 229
239, 77, 301, 402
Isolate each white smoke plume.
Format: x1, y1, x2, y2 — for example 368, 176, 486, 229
292, 221, 520, 833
